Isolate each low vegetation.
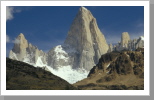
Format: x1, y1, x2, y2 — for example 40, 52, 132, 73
6, 58, 77, 90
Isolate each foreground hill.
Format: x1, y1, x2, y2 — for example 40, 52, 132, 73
73, 48, 144, 90
6, 58, 77, 90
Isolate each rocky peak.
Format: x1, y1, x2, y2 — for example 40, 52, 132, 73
74, 6, 94, 25
79, 6, 92, 15
9, 33, 47, 65
18, 33, 25, 38
139, 36, 144, 40
108, 43, 113, 53
121, 32, 130, 48
12, 33, 28, 53
79, 6, 88, 12
63, 7, 109, 70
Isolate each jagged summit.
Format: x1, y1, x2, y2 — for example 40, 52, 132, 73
76, 6, 94, 21
12, 33, 28, 54
9, 33, 47, 65
63, 6, 109, 70
79, 6, 88, 11
19, 33, 24, 36
139, 36, 144, 40
113, 32, 144, 51
121, 32, 130, 48
9, 7, 109, 83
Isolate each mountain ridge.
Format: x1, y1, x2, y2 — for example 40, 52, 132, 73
8, 6, 144, 84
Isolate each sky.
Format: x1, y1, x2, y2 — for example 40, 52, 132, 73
6, 6, 144, 57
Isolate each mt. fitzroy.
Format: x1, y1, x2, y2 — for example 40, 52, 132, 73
48, 7, 109, 70
9, 7, 109, 83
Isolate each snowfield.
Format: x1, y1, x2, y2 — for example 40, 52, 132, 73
54, 45, 69, 61
47, 65, 89, 84
23, 56, 89, 84
10, 45, 89, 84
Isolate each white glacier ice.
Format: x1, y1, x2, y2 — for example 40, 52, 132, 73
54, 45, 69, 61
35, 56, 44, 67
46, 65, 89, 84
20, 55, 89, 84
10, 45, 89, 84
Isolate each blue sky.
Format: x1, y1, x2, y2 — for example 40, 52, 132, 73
6, 6, 144, 56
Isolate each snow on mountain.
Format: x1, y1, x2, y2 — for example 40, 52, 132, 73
140, 36, 144, 40
106, 63, 110, 68
9, 50, 18, 60
15, 54, 88, 84
35, 56, 44, 67
46, 65, 89, 84
54, 45, 69, 62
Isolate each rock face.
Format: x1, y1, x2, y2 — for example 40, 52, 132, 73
9, 33, 47, 66
121, 32, 130, 48
47, 7, 109, 70
135, 36, 144, 49
64, 7, 109, 70
113, 32, 144, 51
108, 43, 113, 53
88, 48, 144, 81
47, 45, 72, 69
9, 7, 109, 80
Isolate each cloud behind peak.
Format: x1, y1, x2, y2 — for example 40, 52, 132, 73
6, 6, 14, 21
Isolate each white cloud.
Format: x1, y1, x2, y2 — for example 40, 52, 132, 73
6, 6, 14, 21
6, 34, 21, 44
13, 38, 20, 44
6, 6, 27, 21
6, 34, 10, 43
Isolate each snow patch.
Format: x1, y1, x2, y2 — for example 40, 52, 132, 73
140, 36, 144, 40
10, 51, 18, 60
23, 56, 30, 62
54, 45, 68, 61
22, 56, 88, 84
10, 45, 88, 84
54, 45, 67, 54
45, 65, 89, 84
106, 63, 110, 68
35, 57, 44, 67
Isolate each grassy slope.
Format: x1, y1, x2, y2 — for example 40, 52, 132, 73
6, 58, 77, 90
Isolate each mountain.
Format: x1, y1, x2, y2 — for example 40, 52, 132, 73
73, 48, 144, 90
9, 33, 89, 84
113, 32, 144, 51
9, 7, 109, 84
6, 58, 77, 90
8, 7, 144, 85
9, 33, 47, 67
48, 7, 109, 71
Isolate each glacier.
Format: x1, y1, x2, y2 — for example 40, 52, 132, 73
23, 55, 89, 84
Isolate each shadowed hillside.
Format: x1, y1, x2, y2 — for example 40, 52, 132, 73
73, 48, 144, 90
6, 58, 77, 90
